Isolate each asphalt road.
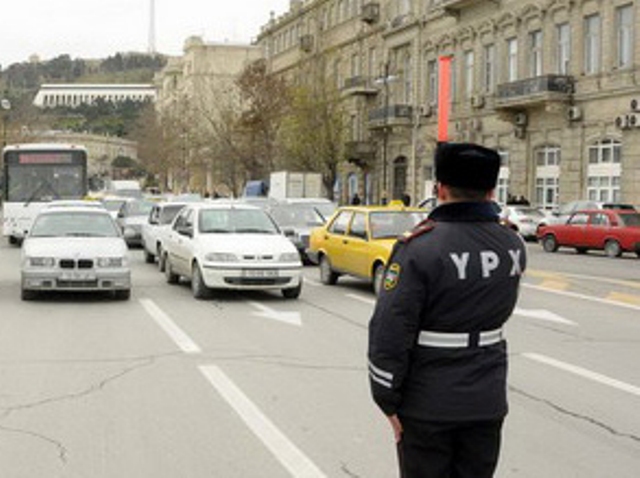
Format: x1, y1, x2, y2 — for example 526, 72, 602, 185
0, 240, 639, 477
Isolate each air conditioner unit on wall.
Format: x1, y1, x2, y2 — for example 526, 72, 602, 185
514, 112, 528, 126
631, 98, 639, 111
470, 95, 485, 109
419, 104, 434, 117
566, 106, 582, 122
628, 113, 640, 128
514, 127, 526, 139
615, 114, 631, 129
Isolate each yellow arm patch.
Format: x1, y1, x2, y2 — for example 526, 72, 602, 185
384, 263, 401, 291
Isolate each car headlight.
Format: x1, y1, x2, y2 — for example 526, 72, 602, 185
205, 252, 238, 262
28, 257, 56, 267
279, 252, 301, 262
97, 257, 127, 268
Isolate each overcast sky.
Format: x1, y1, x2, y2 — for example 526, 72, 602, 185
0, 0, 290, 67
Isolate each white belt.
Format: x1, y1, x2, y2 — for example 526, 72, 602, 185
418, 327, 503, 348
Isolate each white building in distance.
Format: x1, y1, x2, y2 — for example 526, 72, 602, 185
33, 84, 157, 108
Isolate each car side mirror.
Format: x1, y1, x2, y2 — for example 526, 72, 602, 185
177, 225, 193, 238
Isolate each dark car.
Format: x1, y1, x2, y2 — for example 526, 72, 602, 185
537, 209, 640, 258
266, 203, 326, 263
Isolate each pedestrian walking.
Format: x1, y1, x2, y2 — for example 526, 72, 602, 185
368, 142, 527, 478
351, 193, 362, 205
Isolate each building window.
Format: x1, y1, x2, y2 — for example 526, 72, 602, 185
403, 52, 413, 104
464, 50, 474, 99
351, 53, 360, 77
483, 44, 496, 93
529, 30, 543, 77
556, 23, 571, 74
584, 14, 601, 74
616, 4, 633, 69
497, 150, 509, 204
507, 38, 518, 81
588, 139, 621, 164
427, 59, 438, 106
535, 146, 561, 210
368, 47, 377, 80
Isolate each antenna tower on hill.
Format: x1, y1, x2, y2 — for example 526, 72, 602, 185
148, 0, 157, 54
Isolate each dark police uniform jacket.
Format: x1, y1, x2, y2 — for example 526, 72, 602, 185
368, 202, 527, 422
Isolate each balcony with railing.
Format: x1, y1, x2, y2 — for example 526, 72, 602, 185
368, 104, 414, 128
342, 76, 378, 97
495, 75, 574, 110
437, 0, 494, 14
345, 140, 376, 167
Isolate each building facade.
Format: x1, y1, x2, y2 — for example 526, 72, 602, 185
33, 84, 157, 109
257, 0, 640, 208
154, 37, 263, 194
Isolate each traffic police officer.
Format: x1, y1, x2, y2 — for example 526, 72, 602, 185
368, 142, 527, 478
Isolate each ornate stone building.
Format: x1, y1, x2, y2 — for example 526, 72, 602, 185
154, 37, 262, 194
257, 0, 640, 207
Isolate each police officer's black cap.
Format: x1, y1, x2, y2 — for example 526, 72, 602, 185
435, 142, 501, 190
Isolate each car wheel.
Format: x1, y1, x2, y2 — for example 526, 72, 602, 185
164, 255, 179, 284
319, 255, 339, 285
21, 287, 37, 301
282, 280, 302, 299
542, 234, 558, 253
604, 240, 622, 258
9, 235, 18, 246
144, 249, 155, 264
191, 262, 211, 299
114, 289, 131, 301
158, 247, 166, 272
373, 263, 385, 296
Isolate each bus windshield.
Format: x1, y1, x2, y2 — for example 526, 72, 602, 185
6, 164, 85, 202
2, 147, 88, 203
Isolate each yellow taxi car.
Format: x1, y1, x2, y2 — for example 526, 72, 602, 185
307, 203, 429, 295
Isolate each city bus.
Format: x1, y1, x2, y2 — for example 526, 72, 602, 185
1, 143, 88, 244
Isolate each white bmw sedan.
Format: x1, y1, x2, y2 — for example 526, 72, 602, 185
162, 203, 303, 299
21, 206, 131, 301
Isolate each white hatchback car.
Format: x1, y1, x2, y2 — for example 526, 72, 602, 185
21, 206, 131, 300
141, 201, 189, 267
162, 203, 303, 299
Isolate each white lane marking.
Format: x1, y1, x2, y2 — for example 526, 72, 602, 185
199, 365, 327, 478
523, 283, 640, 312
247, 301, 302, 326
139, 298, 201, 354
523, 353, 640, 398
346, 293, 376, 306
513, 307, 576, 326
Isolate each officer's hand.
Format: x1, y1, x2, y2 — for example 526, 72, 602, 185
387, 414, 403, 443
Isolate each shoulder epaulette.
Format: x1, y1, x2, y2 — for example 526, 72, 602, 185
399, 219, 436, 243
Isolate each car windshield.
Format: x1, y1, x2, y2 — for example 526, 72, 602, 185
198, 208, 279, 234
515, 207, 545, 219
30, 212, 120, 238
102, 199, 128, 212
159, 204, 186, 225
269, 205, 325, 228
125, 200, 155, 217
619, 213, 640, 227
369, 211, 428, 239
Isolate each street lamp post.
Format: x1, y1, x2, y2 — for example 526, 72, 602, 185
376, 62, 396, 204
1, 98, 11, 147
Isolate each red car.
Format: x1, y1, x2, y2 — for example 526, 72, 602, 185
537, 209, 640, 258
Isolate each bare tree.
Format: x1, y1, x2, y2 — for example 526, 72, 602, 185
278, 56, 349, 200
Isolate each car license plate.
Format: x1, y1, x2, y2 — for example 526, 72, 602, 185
60, 271, 96, 281
242, 269, 278, 278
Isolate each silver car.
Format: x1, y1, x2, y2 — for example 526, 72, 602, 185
21, 206, 131, 300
